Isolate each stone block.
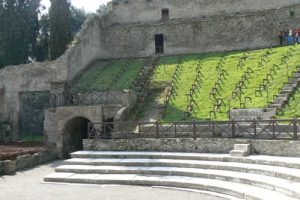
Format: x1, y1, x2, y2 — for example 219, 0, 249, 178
2, 160, 16, 174
230, 150, 250, 157
16, 154, 34, 170
234, 144, 250, 151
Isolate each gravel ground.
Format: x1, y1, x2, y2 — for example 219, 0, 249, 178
0, 160, 229, 200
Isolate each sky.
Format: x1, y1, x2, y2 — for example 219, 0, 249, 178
41, 0, 111, 13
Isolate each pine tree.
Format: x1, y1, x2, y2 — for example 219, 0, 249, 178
0, 0, 40, 68
48, 0, 72, 60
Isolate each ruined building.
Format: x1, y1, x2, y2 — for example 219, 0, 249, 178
0, 0, 300, 156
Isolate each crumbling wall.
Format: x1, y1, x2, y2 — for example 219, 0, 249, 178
108, 0, 300, 24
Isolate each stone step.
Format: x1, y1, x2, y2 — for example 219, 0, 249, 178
281, 89, 294, 94
64, 158, 300, 182
293, 72, 300, 78
71, 151, 300, 169
230, 150, 249, 157
44, 173, 298, 200
277, 93, 289, 98
273, 99, 287, 105
54, 165, 300, 198
285, 83, 297, 88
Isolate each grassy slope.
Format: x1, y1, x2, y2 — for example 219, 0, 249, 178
153, 45, 300, 121
69, 46, 300, 121
71, 59, 144, 92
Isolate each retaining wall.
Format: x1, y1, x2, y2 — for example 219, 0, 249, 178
0, 149, 57, 175
83, 138, 300, 157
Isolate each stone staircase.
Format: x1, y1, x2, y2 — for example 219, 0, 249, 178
264, 71, 300, 118
130, 56, 160, 118
44, 151, 300, 200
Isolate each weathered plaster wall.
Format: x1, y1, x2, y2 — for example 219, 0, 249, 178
83, 138, 300, 157
0, 62, 59, 140
108, 0, 300, 24
100, 4, 300, 59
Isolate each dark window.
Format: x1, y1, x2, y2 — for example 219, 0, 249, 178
155, 34, 164, 54
162, 9, 169, 21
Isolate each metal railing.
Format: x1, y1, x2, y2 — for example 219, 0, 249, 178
49, 91, 123, 107
87, 119, 300, 140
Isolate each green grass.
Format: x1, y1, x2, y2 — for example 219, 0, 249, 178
20, 135, 44, 142
71, 58, 144, 92
68, 45, 300, 121
152, 45, 300, 121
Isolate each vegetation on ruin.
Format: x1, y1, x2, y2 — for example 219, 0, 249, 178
70, 59, 144, 92
151, 45, 300, 121
70, 45, 300, 121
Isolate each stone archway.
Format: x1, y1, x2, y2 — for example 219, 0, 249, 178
62, 117, 91, 158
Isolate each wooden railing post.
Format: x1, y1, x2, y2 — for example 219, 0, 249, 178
193, 121, 196, 139
174, 123, 177, 137
212, 121, 215, 137
232, 120, 236, 138
155, 121, 159, 138
293, 118, 298, 140
253, 119, 257, 138
272, 121, 275, 139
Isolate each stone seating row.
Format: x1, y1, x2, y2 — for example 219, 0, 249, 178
44, 151, 300, 200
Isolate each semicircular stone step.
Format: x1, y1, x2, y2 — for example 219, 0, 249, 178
44, 173, 299, 200
70, 151, 300, 169
63, 158, 300, 182
55, 165, 300, 198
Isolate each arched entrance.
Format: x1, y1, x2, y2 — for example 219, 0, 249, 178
62, 117, 91, 158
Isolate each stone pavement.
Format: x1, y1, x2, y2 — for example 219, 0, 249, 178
0, 161, 228, 200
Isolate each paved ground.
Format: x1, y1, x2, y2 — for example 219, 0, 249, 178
0, 161, 227, 200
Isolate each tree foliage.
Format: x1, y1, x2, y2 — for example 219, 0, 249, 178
48, 0, 71, 60
0, 0, 41, 68
0, 0, 87, 67
70, 6, 86, 38
33, 13, 49, 62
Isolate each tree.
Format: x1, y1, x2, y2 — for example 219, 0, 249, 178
0, 0, 41, 68
48, 0, 72, 60
70, 6, 86, 38
35, 5, 86, 62
33, 14, 49, 62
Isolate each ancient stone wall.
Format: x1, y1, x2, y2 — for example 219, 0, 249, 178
60, 15, 103, 81
83, 138, 300, 157
44, 105, 133, 158
0, 62, 58, 140
108, 0, 300, 24
99, 4, 300, 59
0, 149, 57, 175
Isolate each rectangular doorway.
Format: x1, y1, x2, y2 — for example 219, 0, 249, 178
155, 34, 164, 54
161, 9, 169, 21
